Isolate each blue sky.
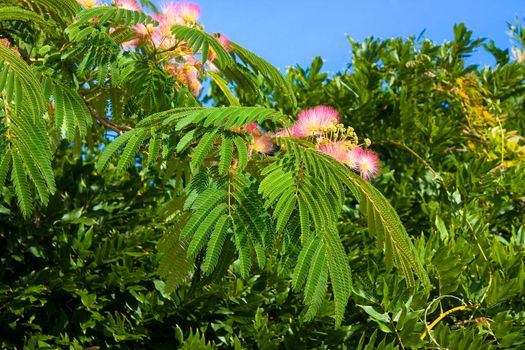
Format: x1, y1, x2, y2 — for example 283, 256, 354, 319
183, 0, 525, 73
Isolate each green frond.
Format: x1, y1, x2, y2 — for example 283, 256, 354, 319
158, 229, 195, 293
71, 6, 156, 29
202, 214, 231, 275
10, 139, 50, 205
146, 128, 161, 167
259, 168, 295, 207
0, 6, 52, 29
116, 128, 148, 173
218, 134, 233, 175
3, 98, 56, 212
230, 41, 297, 106
292, 235, 320, 291
10, 149, 32, 218
251, 237, 267, 269
303, 263, 328, 322
176, 128, 202, 153
22, 0, 79, 19
0, 45, 46, 119
180, 188, 227, 240
171, 26, 233, 68
122, 61, 169, 113
139, 106, 285, 130
345, 170, 429, 287
297, 196, 311, 242
233, 222, 252, 279
0, 148, 11, 187
109, 27, 137, 45
207, 71, 240, 106
273, 187, 296, 232
95, 130, 135, 172
8, 118, 54, 190
190, 129, 218, 169
230, 174, 271, 249
232, 136, 248, 171
186, 203, 228, 259
303, 242, 327, 305
50, 79, 92, 139
187, 171, 211, 195
324, 227, 352, 326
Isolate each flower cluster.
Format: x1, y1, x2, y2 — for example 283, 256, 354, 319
76, 0, 231, 96
241, 106, 380, 181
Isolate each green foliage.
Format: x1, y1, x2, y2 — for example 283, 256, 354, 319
71, 6, 156, 28
171, 25, 233, 67
1, 0, 525, 348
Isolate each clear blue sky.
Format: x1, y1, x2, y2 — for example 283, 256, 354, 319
188, 0, 524, 73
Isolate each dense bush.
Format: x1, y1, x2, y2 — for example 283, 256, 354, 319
1, 0, 524, 349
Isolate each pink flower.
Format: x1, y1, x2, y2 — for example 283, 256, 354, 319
115, 0, 142, 12
243, 122, 260, 136
318, 143, 380, 180
165, 60, 202, 95
317, 141, 351, 164
176, 2, 200, 23
353, 148, 380, 180
251, 134, 274, 154
163, 2, 200, 27
290, 106, 340, 138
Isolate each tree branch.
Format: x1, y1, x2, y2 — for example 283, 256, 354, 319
83, 98, 132, 134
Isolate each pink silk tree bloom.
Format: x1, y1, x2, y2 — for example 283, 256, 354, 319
242, 122, 261, 136
317, 141, 351, 164
290, 105, 340, 138
162, 2, 200, 27
165, 59, 202, 95
353, 148, 380, 180
115, 0, 142, 12
251, 134, 275, 154
176, 2, 201, 23
345, 146, 362, 171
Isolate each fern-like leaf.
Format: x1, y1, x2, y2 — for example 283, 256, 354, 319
202, 214, 231, 275
0, 6, 52, 29
70, 6, 156, 29
158, 229, 195, 293
116, 128, 148, 173
22, 0, 79, 19
218, 134, 233, 175
207, 71, 240, 106
171, 26, 233, 68
190, 130, 218, 169
0, 148, 11, 187
230, 41, 297, 106
10, 149, 32, 218
345, 172, 430, 287
186, 203, 228, 258
49, 79, 92, 139
0, 45, 46, 119
95, 130, 135, 172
